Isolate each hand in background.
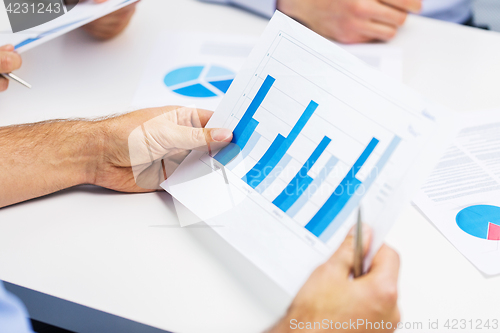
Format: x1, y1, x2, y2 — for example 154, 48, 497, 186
92, 106, 233, 192
82, 0, 138, 40
0, 45, 22, 92
269, 226, 401, 332
278, 0, 421, 44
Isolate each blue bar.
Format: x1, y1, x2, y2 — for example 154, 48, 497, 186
305, 176, 362, 237
236, 118, 259, 151
244, 101, 319, 188
243, 134, 286, 188
319, 136, 401, 242
227, 132, 262, 170
305, 137, 379, 237
287, 156, 339, 218
352, 138, 380, 177
215, 118, 259, 165
274, 176, 313, 210
273, 136, 331, 212
233, 75, 275, 144
214, 75, 275, 165
254, 154, 292, 194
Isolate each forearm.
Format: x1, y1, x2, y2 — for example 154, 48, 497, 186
0, 120, 102, 208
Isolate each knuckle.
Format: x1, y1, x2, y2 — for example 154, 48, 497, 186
386, 246, 401, 265
383, 28, 398, 40
398, 12, 408, 25
350, 0, 370, 17
381, 284, 399, 306
191, 128, 206, 145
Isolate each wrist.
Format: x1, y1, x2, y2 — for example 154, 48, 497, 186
71, 120, 106, 186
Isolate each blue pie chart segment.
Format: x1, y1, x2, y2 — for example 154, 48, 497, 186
163, 65, 235, 98
456, 205, 500, 240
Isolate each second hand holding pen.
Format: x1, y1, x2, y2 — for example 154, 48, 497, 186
0, 73, 32, 89
353, 207, 364, 278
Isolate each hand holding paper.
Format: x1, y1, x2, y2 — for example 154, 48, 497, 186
94, 106, 232, 193
82, 0, 138, 40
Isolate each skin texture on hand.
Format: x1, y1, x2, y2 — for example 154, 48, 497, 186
93, 106, 232, 192
277, 0, 422, 44
0, 106, 232, 208
82, 0, 138, 40
0, 44, 22, 92
269, 226, 401, 333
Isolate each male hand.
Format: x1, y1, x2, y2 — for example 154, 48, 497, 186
81, 0, 138, 40
278, 0, 421, 43
91, 106, 233, 192
269, 226, 400, 332
0, 45, 22, 92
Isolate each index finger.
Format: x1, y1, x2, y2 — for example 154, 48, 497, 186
0, 51, 22, 73
380, 0, 422, 13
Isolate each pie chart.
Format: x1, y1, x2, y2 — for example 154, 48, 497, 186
456, 205, 500, 240
163, 65, 235, 98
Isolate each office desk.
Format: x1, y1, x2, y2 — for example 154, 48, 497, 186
1, 0, 500, 332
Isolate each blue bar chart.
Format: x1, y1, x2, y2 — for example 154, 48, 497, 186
214, 75, 275, 165
272, 136, 332, 213
212, 73, 402, 243
243, 100, 318, 189
305, 138, 379, 237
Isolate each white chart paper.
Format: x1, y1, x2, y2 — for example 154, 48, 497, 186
162, 12, 452, 294
414, 109, 500, 276
0, 0, 138, 53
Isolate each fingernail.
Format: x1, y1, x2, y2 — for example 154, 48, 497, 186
211, 128, 232, 142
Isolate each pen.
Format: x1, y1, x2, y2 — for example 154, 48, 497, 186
0, 73, 32, 89
353, 207, 364, 278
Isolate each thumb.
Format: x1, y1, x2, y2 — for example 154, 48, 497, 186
326, 224, 372, 277
164, 124, 233, 151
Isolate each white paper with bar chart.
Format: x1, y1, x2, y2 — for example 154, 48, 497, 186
162, 12, 453, 294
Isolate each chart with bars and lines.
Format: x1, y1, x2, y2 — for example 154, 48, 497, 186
163, 12, 448, 294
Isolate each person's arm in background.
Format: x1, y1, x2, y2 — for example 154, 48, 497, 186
63, 0, 138, 40
82, 0, 138, 40
200, 0, 421, 43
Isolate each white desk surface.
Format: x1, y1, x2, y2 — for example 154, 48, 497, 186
1, 1, 500, 332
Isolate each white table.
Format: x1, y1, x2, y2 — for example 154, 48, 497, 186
1, 1, 500, 332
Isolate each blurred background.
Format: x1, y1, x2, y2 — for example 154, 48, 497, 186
475, 0, 500, 31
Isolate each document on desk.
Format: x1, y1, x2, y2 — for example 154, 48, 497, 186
162, 12, 452, 294
0, 0, 138, 53
132, 32, 258, 111
414, 109, 500, 276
